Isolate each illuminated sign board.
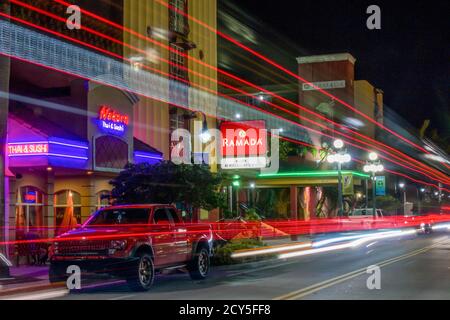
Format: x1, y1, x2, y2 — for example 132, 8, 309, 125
24, 192, 37, 204
8, 143, 49, 155
220, 120, 267, 157
375, 176, 386, 196
7, 139, 89, 164
220, 120, 267, 169
98, 106, 129, 135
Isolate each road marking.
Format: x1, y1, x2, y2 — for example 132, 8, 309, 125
274, 237, 450, 300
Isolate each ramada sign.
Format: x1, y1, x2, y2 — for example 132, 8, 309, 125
98, 106, 129, 134
220, 120, 267, 169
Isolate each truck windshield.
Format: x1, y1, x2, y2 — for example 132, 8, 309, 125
87, 208, 150, 225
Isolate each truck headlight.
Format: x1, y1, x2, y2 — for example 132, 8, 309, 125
110, 240, 127, 250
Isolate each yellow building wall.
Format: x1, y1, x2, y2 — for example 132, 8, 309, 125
123, 0, 170, 157
354, 80, 376, 139
123, 1, 218, 163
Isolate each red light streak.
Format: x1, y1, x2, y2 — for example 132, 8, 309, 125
17, 0, 449, 184
1, 7, 449, 189
157, 0, 437, 157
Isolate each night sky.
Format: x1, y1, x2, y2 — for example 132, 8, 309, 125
221, 0, 449, 137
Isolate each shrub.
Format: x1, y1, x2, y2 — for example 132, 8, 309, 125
212, 238, 272, 265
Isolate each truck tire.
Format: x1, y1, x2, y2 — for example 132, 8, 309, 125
49, 263, 68, 284
126, 253, 155, 291
188, 246, 210, 280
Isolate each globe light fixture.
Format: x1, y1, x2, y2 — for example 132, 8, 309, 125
368, 152, 378, 161
333, 139, 344, 149
200, 130, 212, 143
399, 183, 405, 189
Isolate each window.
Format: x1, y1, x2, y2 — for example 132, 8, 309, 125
87, 208, 150, 226
166, 208, 181, 223
97, 190, 111, 209
169, 0, 188, 35
54, 190, 82, 228
169, 43, 186, 80
95, 136, 129, 170
153, 209, 171, 224
15, 186, 44, 235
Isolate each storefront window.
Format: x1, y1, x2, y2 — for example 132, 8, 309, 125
54, 190, 82, 230
15, 186, 44, 235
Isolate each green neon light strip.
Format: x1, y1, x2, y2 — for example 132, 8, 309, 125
258, 171, 370, 179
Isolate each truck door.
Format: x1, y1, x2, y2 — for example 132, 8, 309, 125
166, 207, 189, 263
152, 208, 176, 267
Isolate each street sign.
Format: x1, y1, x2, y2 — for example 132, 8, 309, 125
302, 80, 346, 91
375, 176, 386, 196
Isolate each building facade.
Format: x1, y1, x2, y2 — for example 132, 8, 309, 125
2, 0, 219, 262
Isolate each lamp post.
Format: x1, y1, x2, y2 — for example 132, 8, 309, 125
363, 152, 384, 217
197, 112, 211, 165
327, 139, 351, 217
398, 182, 406, 215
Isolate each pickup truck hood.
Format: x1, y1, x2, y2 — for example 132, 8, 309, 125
57, 226, 149, 240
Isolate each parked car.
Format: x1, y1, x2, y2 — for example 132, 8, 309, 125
48, 204, 213, 291
349, 208, 384, 218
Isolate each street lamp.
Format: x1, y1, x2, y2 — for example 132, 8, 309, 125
327, 139, 351, 216
398, 182, 407, 215
363, 152, 384, 217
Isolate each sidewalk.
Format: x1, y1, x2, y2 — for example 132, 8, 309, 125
0, 237, 312, 298
0, 265, 60, 297
262, 235, 311, 246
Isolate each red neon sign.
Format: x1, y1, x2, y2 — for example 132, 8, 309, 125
220, 120, 267, 157
99, 106, 129, 125
8, 143, 49, 155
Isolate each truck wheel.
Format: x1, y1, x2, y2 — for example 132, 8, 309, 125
189, 247, 210, 280
49, 263, 68, 284
126, 253, 154, 291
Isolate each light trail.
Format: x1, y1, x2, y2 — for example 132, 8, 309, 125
278, 229, 417, 259
157, 0, 440, 158
1, 7, 449, 188
43, 0, 450, 180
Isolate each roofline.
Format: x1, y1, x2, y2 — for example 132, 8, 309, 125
296, 53, 356, 65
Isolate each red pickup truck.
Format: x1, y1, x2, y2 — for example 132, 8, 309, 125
48, 204, 213, 291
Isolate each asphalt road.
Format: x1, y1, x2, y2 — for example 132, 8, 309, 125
49, 230, 450, 300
